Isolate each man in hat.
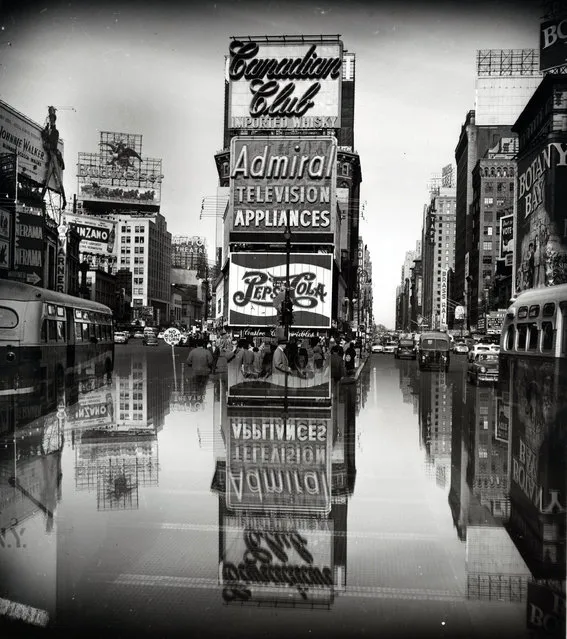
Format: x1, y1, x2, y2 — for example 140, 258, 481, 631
272, 339, 292, 374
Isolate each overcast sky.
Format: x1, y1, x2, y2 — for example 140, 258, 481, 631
0, 0, 541, 327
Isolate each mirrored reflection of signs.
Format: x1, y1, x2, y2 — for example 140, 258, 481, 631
0, 518, 26, 549
506, 356, 567, 580
220, 515, 334, 606
495, 391, 510, 443
226, 407, 332, 515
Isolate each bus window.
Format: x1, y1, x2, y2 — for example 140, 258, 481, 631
57, 321, 66, 341
83, 323, 89, 338
41, 320, 48, 343
75, 323, 82, 341
517, 324, 528, 351
505, 325, 515, 351
528, 324, 539, 350
529, 305, 540, 318
48, 320, 58, 341
542, 322, 554, 352
0, 307, 18, 328
518, 306, 529, 320
543, 303, 555, 318
562, 305, 567, 358
96, 324, 101, 340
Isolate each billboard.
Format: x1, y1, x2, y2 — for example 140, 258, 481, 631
12, 206, 43, 286
64, 213, 116, 256
540, 15, 567, 72
77, 132, 163, 208
226, 409, 332, 513
515, 139, 567, 293
229, 136, 336, 236
227, 39, 342, 131
0, 100, 64, 191
228, 252, 332, 328
0, 207, 11, 271
500, 214, 514, 266
220, 515, 334, 605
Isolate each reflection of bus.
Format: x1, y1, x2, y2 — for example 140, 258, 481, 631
500, 284, 567, 358
498, 286, 566, 582
0, 280, 114, 395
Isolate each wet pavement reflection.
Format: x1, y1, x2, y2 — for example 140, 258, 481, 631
0, 345, 565, 638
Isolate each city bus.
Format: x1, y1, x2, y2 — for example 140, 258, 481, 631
0, 280, 114, 396
497, 284, 566, 582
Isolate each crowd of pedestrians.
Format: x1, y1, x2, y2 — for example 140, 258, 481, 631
184, 330, 363, 381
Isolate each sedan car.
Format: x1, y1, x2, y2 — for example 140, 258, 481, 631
394, 339, 416, 359
467, 343, 493, 363
113, 331, 129, 344
133, 331, 144, 339
453, 342, 469, 354
143, 335, 159, 346
383, 341, 398, 354
371, 343, 384, 354
467, 353, 499, 384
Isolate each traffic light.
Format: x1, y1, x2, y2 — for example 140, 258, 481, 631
282, 297, 294, 326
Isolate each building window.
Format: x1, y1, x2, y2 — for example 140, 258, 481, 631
482, 256, 492, 264
485, 182, 494, 192
496, 198, 505, 207
497, 182, 504, 192
483, 241, 492, 251
341, 163, 349, 176
484, 197, 494, 206
484, 226, 493, 236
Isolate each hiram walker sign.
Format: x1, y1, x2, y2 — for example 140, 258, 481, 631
228, 252, 332, 328
230, 136, 336, 235
227, 39, 342, 130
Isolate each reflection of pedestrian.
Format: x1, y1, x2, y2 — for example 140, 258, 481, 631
344, 340, 356, 375
330, 346, 345, 381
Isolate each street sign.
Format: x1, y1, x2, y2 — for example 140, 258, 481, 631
163, 327, 181, 346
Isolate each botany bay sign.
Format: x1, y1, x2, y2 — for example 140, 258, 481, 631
227, 39, 342, 130
230, 136, 336, 234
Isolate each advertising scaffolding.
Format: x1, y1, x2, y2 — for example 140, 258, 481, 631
227, 36, 343, 131
77, 132, 163, 210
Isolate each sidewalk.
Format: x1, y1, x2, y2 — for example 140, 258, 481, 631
341, 352, 370, 383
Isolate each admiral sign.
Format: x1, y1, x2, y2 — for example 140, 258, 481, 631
227, 411, 331, 514
229, 252, 332, 328
230, 136, 336, 235
64, 213, 116, 255
227, 39, 342, 130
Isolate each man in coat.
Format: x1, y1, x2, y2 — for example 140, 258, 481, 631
186, 339, 213, 376
272, 339, 292, 374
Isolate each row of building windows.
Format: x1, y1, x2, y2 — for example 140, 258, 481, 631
483, 197, 509, 206
121, 225, 147, 234
121, 236, 145, 243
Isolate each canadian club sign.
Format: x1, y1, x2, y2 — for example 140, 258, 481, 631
228, 252, 332, 328
230, 136, 336, 235
227, 39, 342, 130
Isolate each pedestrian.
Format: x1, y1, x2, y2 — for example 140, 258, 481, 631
242, 341, 256, 378
330, 345, 345, 381
186, 338, 213, 376
344, 340, 357, 375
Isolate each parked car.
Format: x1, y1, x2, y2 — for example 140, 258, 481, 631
394, 339, 416, 359
157, 331, 165, 339
467, 343, 493, 363
133, 331, 144, 339
383, 341, 398, 354
467, 352, 499, 384
453, 341, 469, 354
371, 343, 384, 354
143, 334, 159, 346
114, 331, 129, 344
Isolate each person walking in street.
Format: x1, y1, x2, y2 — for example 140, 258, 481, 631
186, 339, 213, 376
330, 345, 346, 381
344, 339, 357, 376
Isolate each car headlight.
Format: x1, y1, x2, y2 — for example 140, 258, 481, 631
480, 366, 486, 373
